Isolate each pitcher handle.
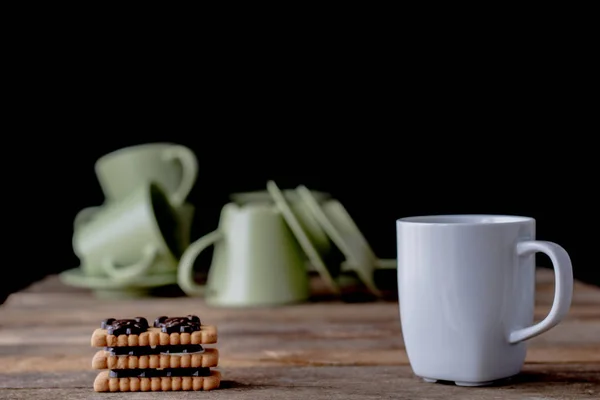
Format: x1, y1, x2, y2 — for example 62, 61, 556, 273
177, 230, 223, 296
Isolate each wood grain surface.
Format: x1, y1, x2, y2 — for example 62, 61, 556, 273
0, 268, 598, 399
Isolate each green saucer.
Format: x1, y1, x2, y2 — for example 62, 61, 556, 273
59, 267, 178, 290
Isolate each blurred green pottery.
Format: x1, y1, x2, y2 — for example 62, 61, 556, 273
95, 142, 198, 206
230, 189, 331, 255
178, 202, 309, 307
73, 183, 181, 282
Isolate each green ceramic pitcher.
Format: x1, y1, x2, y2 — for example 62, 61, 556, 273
177, 202, 310, 306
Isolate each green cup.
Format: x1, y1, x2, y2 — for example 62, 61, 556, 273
95, 142, 198, 206
73, 183, 182, 282
74, 202, 193, 255
177, 202, 310, 306
73, 143, 198, 253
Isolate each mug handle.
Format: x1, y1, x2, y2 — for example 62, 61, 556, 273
177, 230, 223, 296
162, 145, 198, 206
101, 245, 158, 282
74, 206, 101, 230
509, 240, 573, 344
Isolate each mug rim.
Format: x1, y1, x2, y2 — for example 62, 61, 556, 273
397, 214, 534, 226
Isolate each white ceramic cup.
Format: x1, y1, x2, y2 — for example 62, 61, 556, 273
396, 215, 573, 386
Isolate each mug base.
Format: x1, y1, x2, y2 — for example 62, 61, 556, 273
454, 380, 495, 387
421, 377, 499, 387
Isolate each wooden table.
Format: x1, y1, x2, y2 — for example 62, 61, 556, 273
0, 268, 598, 399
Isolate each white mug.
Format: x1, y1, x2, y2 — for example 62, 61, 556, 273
396, 215, 573, 386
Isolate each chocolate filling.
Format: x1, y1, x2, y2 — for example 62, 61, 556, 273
105, 345, 204, 356
101, 318, 149, 335
99, 316, 203, 335
108, 368, 211, 378
154, 315, 201, 334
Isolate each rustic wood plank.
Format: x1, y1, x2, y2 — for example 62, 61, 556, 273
0, 365, 598, 399
1, 341, 599, 374
0, 267, 598, 398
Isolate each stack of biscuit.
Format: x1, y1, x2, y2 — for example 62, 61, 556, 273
91, 315, 220, 392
